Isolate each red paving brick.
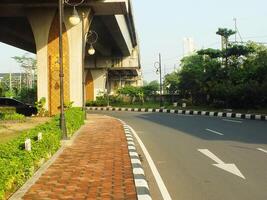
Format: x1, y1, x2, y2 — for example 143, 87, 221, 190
23, 115, 137, 200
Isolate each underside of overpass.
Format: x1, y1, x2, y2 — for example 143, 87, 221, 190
0, 0, 142, 115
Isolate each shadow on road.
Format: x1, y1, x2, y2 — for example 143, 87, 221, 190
135, 112, 267, 145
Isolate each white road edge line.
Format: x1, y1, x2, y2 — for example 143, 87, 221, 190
257, 148, 267, 154
222, 119, 243, 123
206, 128, 224, 136
128, 125, 172, 200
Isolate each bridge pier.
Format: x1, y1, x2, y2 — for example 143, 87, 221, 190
28, 8, 92, 115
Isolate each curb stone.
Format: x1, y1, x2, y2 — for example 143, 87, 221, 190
119, 120, 152, 200
87, 107, 267, 121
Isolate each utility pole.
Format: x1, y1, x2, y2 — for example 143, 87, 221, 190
159, 53, 163, 107
19, 73, 22, 92
234, 17, 237, 43
81, 12, 87, 120
107, 69, 110, 107
59, 0, 67, 139
9, 73, 12, 91
154, 54, 163, 107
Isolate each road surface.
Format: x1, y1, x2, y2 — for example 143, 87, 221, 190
89, 111, 267, 200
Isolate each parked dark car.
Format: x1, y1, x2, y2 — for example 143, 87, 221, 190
0, 97, 37, 116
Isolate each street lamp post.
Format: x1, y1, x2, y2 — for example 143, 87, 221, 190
106, 68, 110, 107
81, 12, 87, 119
59, 0, 97, 135
58, 0, 84, 139
58, 0, 67, 139
154, 53, 163, 107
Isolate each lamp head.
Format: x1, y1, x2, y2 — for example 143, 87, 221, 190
88, 44, 95, 55
69, 6, 80, 26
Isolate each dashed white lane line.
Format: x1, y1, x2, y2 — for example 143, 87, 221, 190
205, 128, 224, 136
222, 119, 243, 123
257, 148, 267, 154
128, 125, 172, 200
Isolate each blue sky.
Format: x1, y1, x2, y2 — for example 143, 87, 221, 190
0, 0, 267, 82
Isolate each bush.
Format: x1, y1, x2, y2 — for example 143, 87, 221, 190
86, 96, 108, 107
0, 107, 84, 199
35, 97, 48, 117
0, 113, 25, 121
0, 107, 16, 114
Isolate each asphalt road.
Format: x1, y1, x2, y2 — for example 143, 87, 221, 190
89, 111, 267, 200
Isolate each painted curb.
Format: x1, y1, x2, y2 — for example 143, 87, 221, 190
120, 121, 152, 200
87, 107, 267, 121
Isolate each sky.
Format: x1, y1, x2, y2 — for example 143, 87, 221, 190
0, 0, 267, 82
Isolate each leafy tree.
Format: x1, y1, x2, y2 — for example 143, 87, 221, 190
117, 85, 144, 103
216, 28, 236, 49
142, 80, 159, 96
12, 54, 37, 89
164, 72, 180, 94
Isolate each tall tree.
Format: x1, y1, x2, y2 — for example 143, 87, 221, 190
12, 54, 37, 89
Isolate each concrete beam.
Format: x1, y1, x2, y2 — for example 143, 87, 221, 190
0, 0, 128, 16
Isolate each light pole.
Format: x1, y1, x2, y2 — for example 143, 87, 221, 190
106, 68, 110, 107
58, 0, 67, 139
58, 0, 84, 139
81, 14, 98, 119
154, 53, 163, 107
59, 0, 97, 134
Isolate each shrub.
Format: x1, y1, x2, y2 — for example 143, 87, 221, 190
0, 107, 16, 114
0, 113, 25, 121
0, 107, 84, 199
35, 97, 48, 117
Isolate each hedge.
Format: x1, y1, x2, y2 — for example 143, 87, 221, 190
0, 113, 25, 121
0, 107, 16, 114
0, 107, 85, 199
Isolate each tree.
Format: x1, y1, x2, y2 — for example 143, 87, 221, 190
142, 80, 159, 96
117, 85, 144, 103
164, 72, 180, 94
12, 54, 37, 89
216, 28, 236, 49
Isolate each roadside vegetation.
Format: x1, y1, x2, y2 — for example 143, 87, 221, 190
0, 107, 85, 200
87, 28, 267, 114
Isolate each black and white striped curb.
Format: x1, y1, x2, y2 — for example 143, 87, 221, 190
120, 121, 152, 200
88, 107, 267, 121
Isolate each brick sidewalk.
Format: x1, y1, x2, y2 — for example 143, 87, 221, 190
22, 115, 137, 200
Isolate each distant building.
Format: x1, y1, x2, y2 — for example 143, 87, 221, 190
183, 37, 197, 56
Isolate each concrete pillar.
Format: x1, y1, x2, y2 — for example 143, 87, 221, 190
27, 8, 92, 115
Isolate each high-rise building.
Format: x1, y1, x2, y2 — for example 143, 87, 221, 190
183, 37, 196, 56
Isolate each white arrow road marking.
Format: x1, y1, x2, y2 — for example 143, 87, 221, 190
222, 119, 243, 123
205, 129, 224, 136
257, 148, 267, 154
198, 149, 245, 179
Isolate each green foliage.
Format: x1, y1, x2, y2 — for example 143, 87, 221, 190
167, 40, 267, 108
4, 90, 15, 98
0, 113, 25, 121
35, 97, 47, 117
117, 85, 144, 103
64, 101, 74, 109
86, 95, 124, 107
0, 107, 16, 114
64, 107, 85, 137
216, 28, 236, 40
0, 108, 84, 199
164, 72, 180, 94
142, 80, 159, 96
17, 87, 37, 105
